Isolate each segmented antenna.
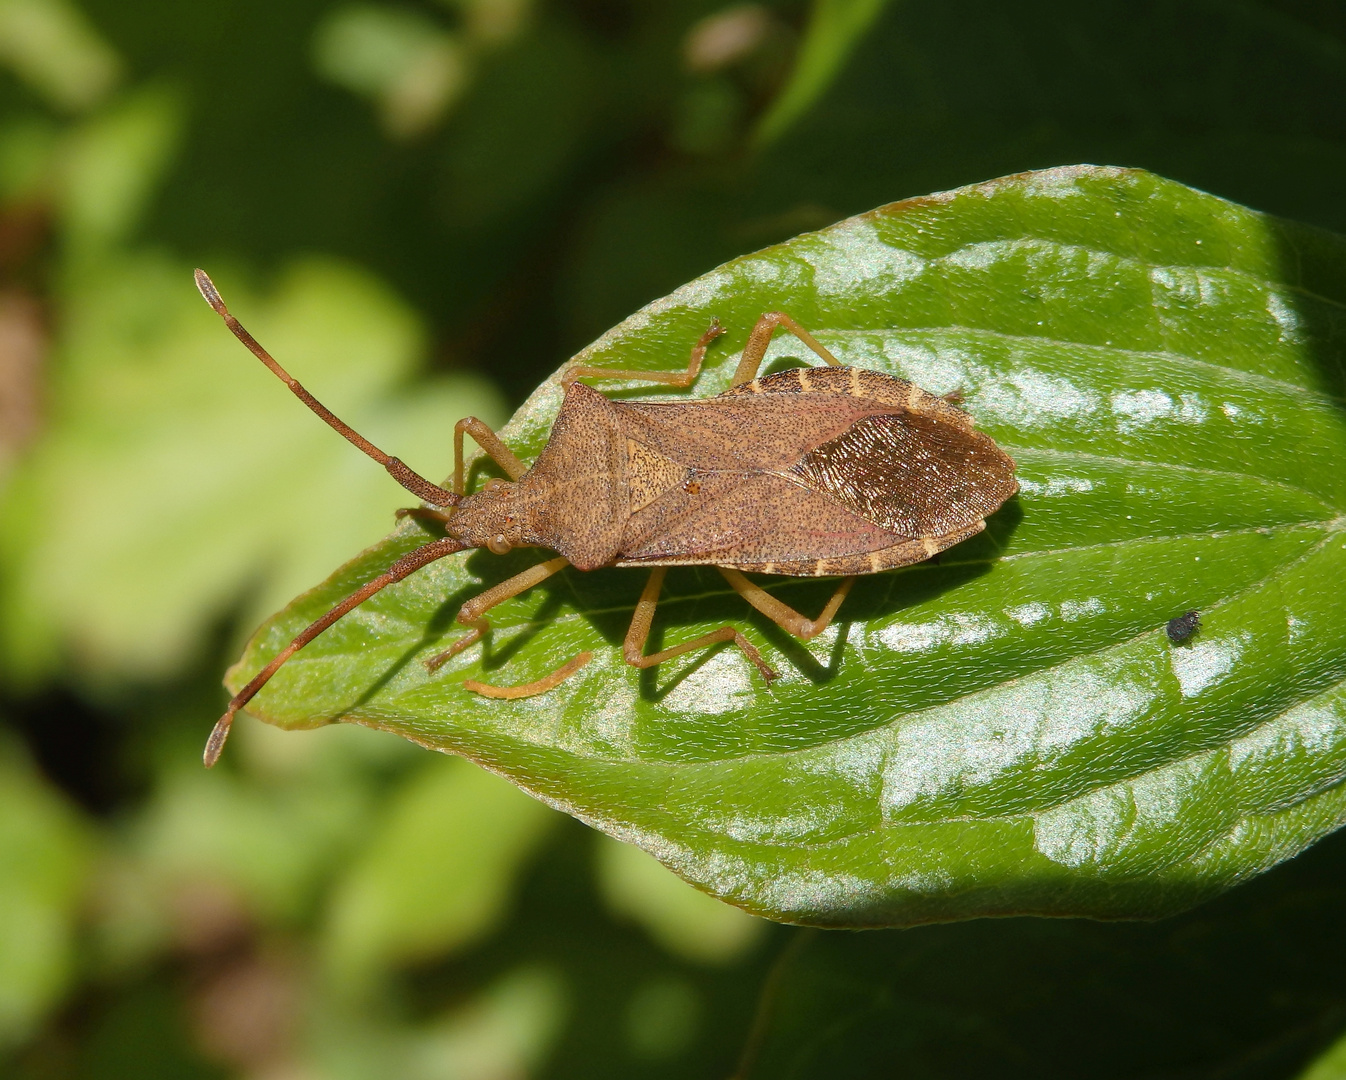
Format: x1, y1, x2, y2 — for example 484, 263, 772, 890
194, 269, 458, 508
204, 536, 466, 767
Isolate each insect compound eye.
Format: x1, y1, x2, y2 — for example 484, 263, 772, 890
487, 534, 512, 555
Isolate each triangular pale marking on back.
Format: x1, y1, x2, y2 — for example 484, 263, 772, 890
627, 438, 686, 514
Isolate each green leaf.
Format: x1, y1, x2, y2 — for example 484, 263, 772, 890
323, 754, 556, 988
0, 0, 122, 113
228, 166, 1346, 927
1301, 1032, 1346, 1080
58, 85, 183, 256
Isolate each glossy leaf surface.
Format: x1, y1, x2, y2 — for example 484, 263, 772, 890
226, 167, 1346, 926
742, 836, 1346, 1079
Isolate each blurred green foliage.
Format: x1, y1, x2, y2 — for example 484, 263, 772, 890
1, 0, 1346, 1076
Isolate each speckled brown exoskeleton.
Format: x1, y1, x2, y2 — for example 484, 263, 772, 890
195, 269, 1018, 767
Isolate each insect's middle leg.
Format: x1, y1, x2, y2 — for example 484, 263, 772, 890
731, 311, 843, 386
718, 569, 855, 641
623, 567, 777, 681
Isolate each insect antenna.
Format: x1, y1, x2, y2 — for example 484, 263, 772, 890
194, 268, 458, 508
205, 536, 467, 767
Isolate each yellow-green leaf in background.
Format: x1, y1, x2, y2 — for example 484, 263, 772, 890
323, 755, 556, 990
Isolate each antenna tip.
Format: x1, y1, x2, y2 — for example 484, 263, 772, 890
202, 709, 234, 768
194, 268, 225, 314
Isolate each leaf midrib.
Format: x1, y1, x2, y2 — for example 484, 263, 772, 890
440, 519, 1332, 636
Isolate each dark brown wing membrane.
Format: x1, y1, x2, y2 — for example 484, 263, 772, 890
790, 412, 1017, 538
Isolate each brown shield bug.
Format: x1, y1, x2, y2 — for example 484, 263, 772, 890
195, 269, 1018, 767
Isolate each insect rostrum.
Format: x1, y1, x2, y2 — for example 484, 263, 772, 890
196, 272, 1017, 767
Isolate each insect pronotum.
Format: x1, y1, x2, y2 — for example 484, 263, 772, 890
196, 269, 1018, 767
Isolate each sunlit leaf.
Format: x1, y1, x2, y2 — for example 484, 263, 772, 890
1301, 1032, 1346, 1080
228, 167, 1346, 926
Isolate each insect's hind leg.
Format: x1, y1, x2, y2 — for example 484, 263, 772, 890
563, 320, 725, 388
718, 569, 854, 641
425, 556, 593, 698
623, 567, 777, 681
731, 312, 843, 386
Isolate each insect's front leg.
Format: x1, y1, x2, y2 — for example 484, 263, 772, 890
425, 556, 571, 671
425, 556, 593, 700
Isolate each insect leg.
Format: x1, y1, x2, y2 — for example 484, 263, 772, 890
464, 652, 593, 699
718, 569, 855, 641
562, 320, 725, 387
429, 555, 593, 699
454, 417, 527, 496
194, 270, 456, 507
731, 312, 842, 386
425, 556, 571, 671
622, 567, 778, 680
204, 537, 466, 768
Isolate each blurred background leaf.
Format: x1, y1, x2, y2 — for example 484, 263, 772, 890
323, 755, 556, 990
753, 0, 891, 145
0, 738, 90, 1053
595, 834, 765, 965
737, 831, 1346, 1079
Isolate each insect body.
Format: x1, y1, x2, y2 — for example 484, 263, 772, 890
196, 271, 1017, 766
1167, 610, 1200, 643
